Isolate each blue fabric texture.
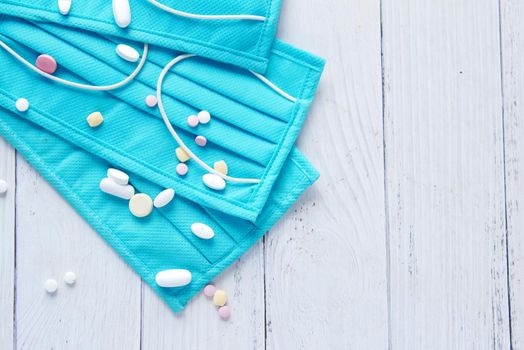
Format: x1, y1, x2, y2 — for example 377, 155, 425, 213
0, 16, 325, 221
0, 0, 283, 73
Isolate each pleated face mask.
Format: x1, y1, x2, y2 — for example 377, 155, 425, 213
0, 0, 282, 72
0, 16, 325, 221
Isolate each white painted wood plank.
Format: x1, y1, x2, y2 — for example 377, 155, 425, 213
265, 0, 388, 349
382, 1, 510, 348
141, 241, 265, 349
14, 156, 141, 350
500, 1, 524, 348
0, 137, 15, 350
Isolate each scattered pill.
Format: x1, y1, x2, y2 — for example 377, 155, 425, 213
187, 115, 199, 127
197, 110, 211, 124
58, 0, 72, 15
203, 173, 226, 191
116, 44, 139, 62
191, 223, 215, 239
218, 306, 231, 320
154, 188, 175, 208
36, 54, 57, 74
15, 98, 29, 112
107, 168, 129, 185
213, 160, 228, 175
86, 111, 104, 128
145, 95, 157, 108
45, 279, 58, 293
213, 290, 228, 307
155, 269, 192, 288
176, 163, 188, 176
129, 193, 153, 217
64, 272, 76, 285
99, 177, 135, 200
176, 147, 190, 162
203, 284, 216, 298
195, 136, 207, 147
112, 0, 131, 28
0, 179, 7, 194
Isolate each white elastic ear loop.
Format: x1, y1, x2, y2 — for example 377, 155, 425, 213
0, 39, 148, 91
146, 0, 265, 21
157, 54, 298, 184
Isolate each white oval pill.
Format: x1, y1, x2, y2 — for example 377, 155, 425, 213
129, 193, 153, 218
99, 177, 135, 200
197, 110, 211, 124
16, 98, 29, 112
112, 0, 131, 28
191, 223, 215, 239
45, 279, 58, 293
115, 44, 139, 63
203, 173, 226, 191
107, 168, 129, 185
155, 269, 192, 288
154, 188, 175, 208
64, 271, 76, 285
58, 0, 71, 15
0, 179, 7, 194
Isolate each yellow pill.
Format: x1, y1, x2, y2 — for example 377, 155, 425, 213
86, 111, 104, 128
213, 160, 228, 175
213, 289, 228, 307
176, 147, 190, 162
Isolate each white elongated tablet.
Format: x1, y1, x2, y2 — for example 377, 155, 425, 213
203, 173, 226, 191
155, 269, 192, 288
99, 177, 135, 199
115, 44, 140, 63
154, 188, 175, 208
58, 0, 71, 15
191, 223, 215, 239
112, 0, 131, 28
107, 168, 129, 185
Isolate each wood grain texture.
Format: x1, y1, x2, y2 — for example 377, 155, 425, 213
14, 156, 141, 350
0, 137, 15, 350
500, 0, 524, 348
382, 0, 510, 348
265, 0, 389, 348
141, 241, 265, 349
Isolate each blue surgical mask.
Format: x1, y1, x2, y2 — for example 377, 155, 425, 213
0, 0, 283, 72
0, 16, 325, 222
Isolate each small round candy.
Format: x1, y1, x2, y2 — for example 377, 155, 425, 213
64, 272, 76, 285
145, 95, 157, 108
45, 279, 58, 293
195, 136, 207, 147
213, 289, 228, 307
176, 163, 188, 176
197, 110, 211, 124
0, 179, 7, 194
187, 115, 199, 128
15, 98, 29, 112
129, 193, 154, 218
36, 54, 57, 74
203, 284, 216, 298
218, 306, 231, 320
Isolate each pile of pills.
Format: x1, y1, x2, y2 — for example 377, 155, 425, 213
203, 284, 231, 320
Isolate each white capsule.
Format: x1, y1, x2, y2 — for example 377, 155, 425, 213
0, 179, 7, 194
155, 269, 192, 288
191, 223, 215, 240
99, 177, 135, 200
115, 44, 140, 63
45, 279, 58, 293
107, 168, 129, 185
58, 0, 71, 15
112, 0, 131, 28
153, 188, 175, 208
203, 173, 226, 191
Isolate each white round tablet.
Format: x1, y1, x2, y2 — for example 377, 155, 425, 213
16, 98, 29, 112
129, 193, 153, 218
64, 271, 76, 285
197, 110, 211, 124
0, 179, 7, 194
45, 279, 58, 293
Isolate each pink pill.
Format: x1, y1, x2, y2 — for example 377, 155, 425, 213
203, 284, 216, 298
36, 54, 57, 74
218, 306, 231, 320
187, 115, 199, 128
145, 95, 157, 108
176, 163, 188, 176
195, 135, 207, 147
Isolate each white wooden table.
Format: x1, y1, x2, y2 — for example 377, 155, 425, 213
2, 0, 524, 348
